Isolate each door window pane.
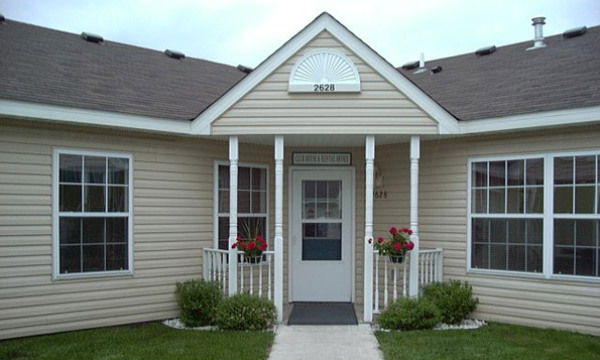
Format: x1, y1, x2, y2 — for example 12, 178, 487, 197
302, 223, 342, 261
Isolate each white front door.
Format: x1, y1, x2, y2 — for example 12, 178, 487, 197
291, 168, 353, 302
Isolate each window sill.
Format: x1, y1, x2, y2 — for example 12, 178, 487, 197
54, 270, 133, 281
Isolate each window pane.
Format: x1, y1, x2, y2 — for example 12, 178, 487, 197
526, 220, 543, 244
472, 189, 487, 213
472, 218, 489, 243
108, 186, 127, 212
526, 187, 543, 213
60, 245, 81, 273
576, 220, 595, 246
82, 245, 104, 272
575, 156, 595, 184
218, 165, 229, 188
251, 190, 266, 213
60, 218, 81, 244
472, 243, 489, 268
218, 217, 229, 250
527, 246, 543, 272
108, 158, 128, 184
472, 162, 487, 187
238, 167, 250, 190
489, 161, 505, 186
575, 248, 596, 276
238, 190, 251, 213
554, 187, 573, 213
239, 217, 266, 241
83, 218, 105, 244
508, 245, 526, 271
59, 154, 82, 183
575, 186, 594, 213
507, 160, 524, 186
490, 244, 507, 269
554, 219, 574, 246
251, 168, 266, 190
60, 185, 81, 212
316, 181, 327, 198
85, 185, 105, 212
84, 156, 106, 184
526, 158, 544, 185
508, 219, 525, 244
107, 218, 127, 243
507, 188, 524, 213
219, 190, 229, 213
489, 189, 505, 213
490, 219, 507, 243
106, 244, 128, 271
554, 247, 574, 275
302, 223, 342, 261
554, 157, 573, 185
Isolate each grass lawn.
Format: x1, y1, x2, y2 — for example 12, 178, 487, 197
0, 322, 275, 360
376, 322, 600, 360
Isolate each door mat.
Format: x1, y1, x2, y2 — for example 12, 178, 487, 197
288, 302, 358, 325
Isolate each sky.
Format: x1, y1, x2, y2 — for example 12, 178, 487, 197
1, 0, 599, 68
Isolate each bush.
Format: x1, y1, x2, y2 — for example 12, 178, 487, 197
377, 297, 441, 331
216, 293, 276, 331
422, 280, 479, 324
175, 279, 222, 327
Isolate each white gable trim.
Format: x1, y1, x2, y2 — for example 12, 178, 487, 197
459, 105, 600, 134
190, 12, 460, 135
0, 99, 192, 134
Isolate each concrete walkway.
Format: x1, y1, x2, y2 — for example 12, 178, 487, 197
267, 324, 384, 360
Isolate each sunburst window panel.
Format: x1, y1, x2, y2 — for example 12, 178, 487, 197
289, 49, 361, 93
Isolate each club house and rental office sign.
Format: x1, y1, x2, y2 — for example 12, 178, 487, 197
293, 152, 352, 166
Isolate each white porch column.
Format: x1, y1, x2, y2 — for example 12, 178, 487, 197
363, 135, 375, 322
274, 136, 284, 323
409, 136, 420, 297
228, 136, 239, 296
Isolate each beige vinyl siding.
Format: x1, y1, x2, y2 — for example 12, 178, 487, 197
212, 31, 438, 135
416, 125, 600, 336
0, 119, 237, 339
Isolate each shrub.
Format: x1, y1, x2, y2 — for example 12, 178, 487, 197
175, 279, 222, 327
216, 293, 276, 331
422, 280, 479, 324
377, 297, 441, 331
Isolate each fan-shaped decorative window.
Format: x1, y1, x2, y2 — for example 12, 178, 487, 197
288, 49, 361, 93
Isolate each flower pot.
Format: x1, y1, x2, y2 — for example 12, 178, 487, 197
245, 254, 262, 264
388, 254, 405, 264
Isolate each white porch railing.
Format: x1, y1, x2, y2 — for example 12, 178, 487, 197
373, 248, 443, 314
203, 248, 275, 301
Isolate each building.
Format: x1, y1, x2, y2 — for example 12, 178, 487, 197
1, 12, 599, 339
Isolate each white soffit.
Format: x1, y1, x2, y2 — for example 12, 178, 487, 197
190, 12, 460, 135
288, 49, 360, 93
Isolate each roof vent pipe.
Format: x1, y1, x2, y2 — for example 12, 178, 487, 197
527, 17, 546, 50
413, 53, 427, 74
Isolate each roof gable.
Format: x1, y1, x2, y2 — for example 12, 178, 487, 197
191, 12, 459, 135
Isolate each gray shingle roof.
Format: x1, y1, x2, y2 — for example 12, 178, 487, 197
0, 20, 246, 120
399, 26, 600, 120
1, 19, 599, 122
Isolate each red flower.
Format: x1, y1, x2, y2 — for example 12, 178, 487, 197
259, 244, 267, 251
394, 242, 402, 251
377, 237, 385, 243
232, 243, 238, 249
257, 235, 263, 242
247, 241, 256, 250
236, 236, 242, 241
406, 241, 414, 250
389, 226, 398, 235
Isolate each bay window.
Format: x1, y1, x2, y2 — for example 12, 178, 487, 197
469, 152, 600, 279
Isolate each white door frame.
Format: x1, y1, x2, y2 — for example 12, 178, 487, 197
287, 166, 356, 302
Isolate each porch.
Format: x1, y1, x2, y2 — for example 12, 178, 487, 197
203, 135, 440, 323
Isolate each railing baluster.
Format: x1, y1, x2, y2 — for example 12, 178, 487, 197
383, 256, 389, 308
267, 253, 272, 300
374, 252, 379, 313
402, 256, 407, 297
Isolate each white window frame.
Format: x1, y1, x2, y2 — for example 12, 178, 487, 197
468, 150, 600, 282
213, 161, 269, 250
53, 148, 134, 279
